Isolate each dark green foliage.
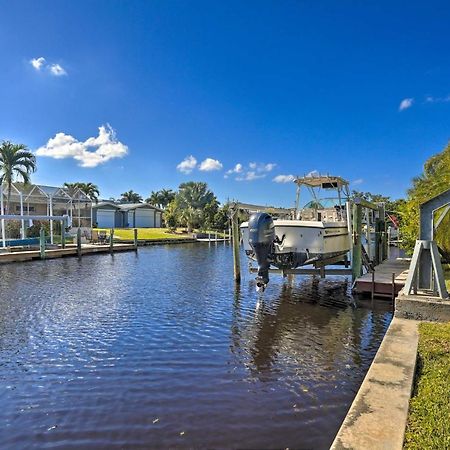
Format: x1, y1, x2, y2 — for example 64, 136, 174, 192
0, 140, 37, 214
120, 190, 143, 203
400, 142, 450, 254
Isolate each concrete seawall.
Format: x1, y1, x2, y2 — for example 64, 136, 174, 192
331, 317, 419, 450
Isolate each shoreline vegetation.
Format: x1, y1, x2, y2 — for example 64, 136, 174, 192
404, 322, 450, 449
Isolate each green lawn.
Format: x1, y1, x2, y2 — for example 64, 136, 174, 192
93, 227, 192, 240
404, 322, 450, 449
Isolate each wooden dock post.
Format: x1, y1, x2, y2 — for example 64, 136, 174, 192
352, 203, 362, 280
77, 228, 82, 259
61, 220, 66, 249
39, 227, 46, 259
133, 228, 138, 251
231, 209, 241, 283
110, 228, 114, 254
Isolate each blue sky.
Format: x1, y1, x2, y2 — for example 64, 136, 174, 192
0, 0, 449, 207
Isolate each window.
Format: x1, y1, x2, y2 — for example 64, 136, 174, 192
15, 205, 35, 212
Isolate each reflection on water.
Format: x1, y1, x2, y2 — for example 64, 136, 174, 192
0, 244, 392, 449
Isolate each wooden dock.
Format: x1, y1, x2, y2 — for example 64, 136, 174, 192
354, 258, 410, 299
0, 243, 136, 264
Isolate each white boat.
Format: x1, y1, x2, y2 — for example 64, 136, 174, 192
240, 175, 351, 290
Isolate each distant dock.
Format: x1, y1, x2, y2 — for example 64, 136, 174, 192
0, 243, 136, 264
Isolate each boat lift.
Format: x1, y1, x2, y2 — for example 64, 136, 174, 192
229, 198, 387, 284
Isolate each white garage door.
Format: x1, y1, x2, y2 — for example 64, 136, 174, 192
97, 210, 115, 228
135, 209, 154, 227
155, 212, 161, 228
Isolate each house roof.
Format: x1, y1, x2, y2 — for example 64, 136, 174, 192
1, 182, 91, 204
93, 202, 163, 212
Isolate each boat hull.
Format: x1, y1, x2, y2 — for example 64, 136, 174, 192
241, 220, 350, 269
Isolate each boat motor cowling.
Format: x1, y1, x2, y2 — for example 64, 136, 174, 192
248, 212, 275, 291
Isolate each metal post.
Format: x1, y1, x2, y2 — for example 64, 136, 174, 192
231, 210, 241, 283
0, 185, 5, 248
20, 192, 25, 239
352, 203, 362, 280
39, 227, 46, 259
346, 201, 353, 264
134, 228, 138, 250
110, 228, 114, 254
49, 195, 54, 245
77, 228, 82, 259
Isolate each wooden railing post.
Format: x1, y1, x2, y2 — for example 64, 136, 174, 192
39, 227, 46, 259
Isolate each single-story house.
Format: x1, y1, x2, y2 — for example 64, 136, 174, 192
93, 202, 163, 228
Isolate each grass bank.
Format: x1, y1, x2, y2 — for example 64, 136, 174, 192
404, 322, 450, 449
444, 263, 450, 291
93, 228, 192, 241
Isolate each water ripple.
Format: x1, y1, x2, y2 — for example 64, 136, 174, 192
0, 244, 392, 449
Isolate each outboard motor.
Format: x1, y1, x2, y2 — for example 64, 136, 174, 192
248, 212, 275, 291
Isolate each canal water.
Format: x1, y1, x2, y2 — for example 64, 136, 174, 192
0, 244, 392, 449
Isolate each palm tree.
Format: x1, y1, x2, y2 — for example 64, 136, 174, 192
177, 182, 215, 210
146, 189, 175, 209
121, 190, 143, 203
63, 182, 100, 202
76, 182, 100, 203
0, 141, 36, 214
175, 182, 217, 231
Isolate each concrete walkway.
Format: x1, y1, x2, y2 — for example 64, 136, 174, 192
331, 317, 419, 450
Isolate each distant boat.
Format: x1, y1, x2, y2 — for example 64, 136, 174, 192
240, 175, 351, 290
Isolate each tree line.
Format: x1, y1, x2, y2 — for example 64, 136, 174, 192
1, 138, 448, 245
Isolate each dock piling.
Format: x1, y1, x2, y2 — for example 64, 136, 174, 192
231, 209, 241, 283
351, 203, 362, 280
61, 220, 66, 249
110, 228, 114, 254
39, 227, 46, 259
77, 228, 82, 259
133, 228, 138, 250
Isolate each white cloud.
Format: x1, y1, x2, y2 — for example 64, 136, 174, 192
273, 174, 295, 183
399, 98, 414, 111
225, 163, 243, 178
236, 171, 266, 181
425, 95, 450, 103
230, 163, 243, 173
30, 57, 46, 70
230, 161, 277, 181
29, 56, 67, 76
198, 158, 223, 172
49, 63, 67, 76
248, 162, 276, 173
352, 178, 364, 185
177, 155, 197, 174
36, 124, 128, 168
